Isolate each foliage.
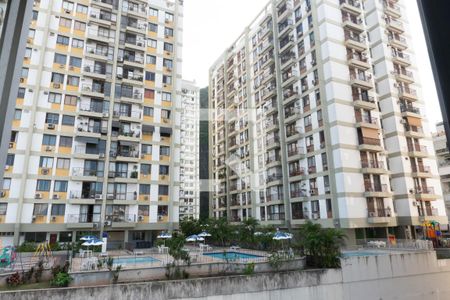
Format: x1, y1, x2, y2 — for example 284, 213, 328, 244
22, 267, 35, 284
243, 262, 255, 275
6, 272, 22, 287
235, 218, 259, 248
165, 232, 191, 279
106, 257, 114, 271
295, 221, 345, 268
34, 260, 44, 283
208, 218, 235, 246
268, 252, 283, 270
180, 217, 202, 237
111, 265, 122, 284
16, 242, 37, 253
51, 262, 70, 278
50, 272, 72, 287
97, 258, 105, 270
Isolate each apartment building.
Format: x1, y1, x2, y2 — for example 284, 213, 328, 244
179, 80, 200, 219
433, 122, 450, 225
0, 0, 183, 248
209, 0, 446, 242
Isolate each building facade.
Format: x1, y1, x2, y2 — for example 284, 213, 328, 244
208, 0, 446, 241
433, 122, 450, 226
0, 0, 184, 248
179, 80, 200, 219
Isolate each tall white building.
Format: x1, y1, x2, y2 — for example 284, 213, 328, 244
209, 0, 447, 242
0, 0, 184, 248
433, 122, 450, 226
179, 80, 200, 219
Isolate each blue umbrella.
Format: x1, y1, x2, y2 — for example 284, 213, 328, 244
272, 231, 293, 240
82, 238, 103, 247
186, 235, 204, 242
157, 232, 172, 239
198, 231, 211, 238
80, 235, 97, 241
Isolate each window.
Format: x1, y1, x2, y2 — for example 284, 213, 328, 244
3, 178, 11, 190
74, 21, 86, 31
48, 93, 62, 104
33, 204, 48, 215
144, 89, 155, 99
36, 180, 51, 191
141, 164, 151, 175
53, 53, 67, 65
45, 113, 59, 124
56, 35, 70, 46
21, 68, 29, 78
6, 154, 14, 166
164, 27, 173, 37
162, 75, 172, 85
76, 4, 88, 14
39, 157, 54, 168
59, 17, 72, 28
140, 184, 151, 194
62, 1, 74, 11
141, 144, 152, 154
42, 134, 56, 146
164, 42, 173, 52
161, 109, 170, 119
163, 59, 173, 69
28, 29, 35, 39
24, 48, 32, 59
14, 109, 22, 120
149, 8, 158, 16
165, 12, 174, 22
143, 107, 154, 116
54, 181, 68, 192
146, 55, 156, 64
69, 56, 82, 68
148, 23, 158, 32
160, 146, 170, 156
51, 204, 65, 216
56, 158, 70, 169
159, 165, 169, 175
147, 39, 157, 48
67, 75, 79, 86
158, 185, 169, 195
309, 32, 315, 46
64, 95, 77, 106
17, 88, 25, 98
59, 136, 72, 147
32, 10, 38, 21
51, 73, 64, 83
71, 38, 84, 48
62, 115, 75, 126
162, 92, 172, 101
145, 72, 155, 81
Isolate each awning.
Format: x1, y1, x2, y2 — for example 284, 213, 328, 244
119, 140, 139, 147
361, 127, 379, 139
75, 136, 99, 144
160, 127, 172, 134
407, 116, 422, 127
142, 125, 155, 133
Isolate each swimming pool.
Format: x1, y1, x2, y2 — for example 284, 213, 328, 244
203, 252, 263, 260
113, 256, 159, 265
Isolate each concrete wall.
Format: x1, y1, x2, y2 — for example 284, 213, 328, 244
2, 251, 450, 299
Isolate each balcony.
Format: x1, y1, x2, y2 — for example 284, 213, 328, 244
364, 183, 391, 197
415, 187, 438, 200
266, 174, 283, 183
85, 45, 113, 61
339, 0, 361, 14
386, 18, 404, 33
407, 145, 428, 157
289, 167, 305, 177
392, 69, 414, 84
411, 165, 432, 178
279, 35, 294, 53
342, 15, 364, 32
66, 213, 101, 229
105, 214, 137, 228
344, 33, 366, 51
290, 190, 307, 198
288, 146, 305, 159
353, 94, 377, 110
347, 52, 370, 69
392, 51, 410, 66
359, 137, 383, 152
280, 51, 296, 69
388, 35, 407, 50
282, 88, 299, 104
267, 212, 286, 221
282, 70, 299, 87
400, 105, 420, 117
89, 10, 117, 26
71, 167, 103, 180
384, 1, 401, 18
368, 208, 393, 224
355, 115, 378, 129
398, 86, 418, 101
350, 73, 373, 89
404, 125, 424, 138
87, 28, 114, 44
266, 194, 283, 202
77, 123, 105, 137
361, 160, 388, 174
83, 65, 111, 80
113, 110, 142, 121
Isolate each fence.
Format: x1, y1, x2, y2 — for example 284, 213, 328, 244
351, 239, 433, 251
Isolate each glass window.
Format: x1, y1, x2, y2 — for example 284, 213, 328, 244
62, 1, 74, 11
164, 27, 173, 37
54, 53, 67, 65
64, 95, 78, 106
164, 42, 173, 52
42, 134, 57, 146
76, 4, 88, 14
160, 146, 170, 156
146, 55, 156, 64
141, 164, 151, 175
145, 72, 155, 81
67, 75, 79, 86
17, 88, 25, 98
158, 185, 169, 195
6, 154, 14, 166
139, 184, 151, 194
162, 92, 172, 101
0, 204, 6, 215
71, 38, 84, 48
141, 144, 152, 154
54, 181, 68, 192
56, 158, 70, 169
59, 17, 72, 28
24, 48, 32, 59
51, 73, 64, 83
69, 56, 82, 68
59, 136, 72, 147
143, 107, 153, 116
14, 109, 22, 120
32, 10, 38, 21
61, 115, 75, 126
36, 180, 51, 191
159, 165, 169, 175
56, 35, 70, 45
48, 92, 62, 103
149, 8, 158, 16
147, 39, 157, 48
74, 21, 86, 31
163, 59, 173, 69
144, 89, 155, 99
165, 12, 174, 22
3, 178, 11, 190
21, 68, 29, 78
33, 203, 48, 215
39, 156, 54, 168
45, 113, 59, 124
51, 204, 65, 216
148, 23, 158, 32
161, 109, 170, 119
28, 29, 35, 39
163, 75, 172, 85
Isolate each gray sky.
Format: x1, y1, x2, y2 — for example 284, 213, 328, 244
182, 0, 443, 130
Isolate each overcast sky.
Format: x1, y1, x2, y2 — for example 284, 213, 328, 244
182, 0, 443, 130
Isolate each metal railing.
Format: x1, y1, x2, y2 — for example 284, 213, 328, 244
365, 183, 389, 193
361, 160, 384, 169
105, 214, 137, 223
66, 213, 101, 223
72, 167, 103, 177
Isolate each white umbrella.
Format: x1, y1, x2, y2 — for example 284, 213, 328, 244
186, 235, 204, 247
157, 232, 172, 246
198, 231, 211, 238
82, 238, 103, 247
80, 235, 97, 241
272, 231, 293, 240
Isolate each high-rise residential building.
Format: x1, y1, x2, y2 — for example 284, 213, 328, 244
209, 0, 447, 242
0, 0, 184, 248
179, 80, 200, 219
433, 122, 450, 225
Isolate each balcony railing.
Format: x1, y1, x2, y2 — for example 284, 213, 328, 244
291, 190, 307, 198
365, 183, 389, 193
267, 212, 285, 221
400, 105, 420, 114
368, 208, 392, 218
79, 103, 108, 114
342, 15, 363, 26
416, 187, 435, 195
72, 167, 103, 177
266, 174, 283, 183
359, 137, 381, 146
356, 115, 378, 125
392, 69, 413, 79
66, 213, 101, 223
353, 93, 375, 103
398, 86, 417, 97
288, 146, 305, 157
361, 160, 384, 169
350, 73, 372, 83
113, 110, 142, 119
347, 52, 368, 63
404, 125, 423, 134
289, 168, 305, 176
105, 214, 137, 223
392, 51, 410, 62
407, 144, 427, 153
266, 194, 283, 202
340, 0, 361, 9
411, 165, 431, 173
388, 35, 406, 45
107, 192, 138, 201
69, 191, 101, 199
345, 33, 365, 44
85, 46, 113, 60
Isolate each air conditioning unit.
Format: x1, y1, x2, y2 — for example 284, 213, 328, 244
104, 221, 112, 226
138, 215, 144, 221
368, 211, 377, 217
412, 201, 419, 207
144, 195, 149, 201
302, 85, 307, 92
158, 196, 164, 201
95, 194, 102, 200
45, 146, 54, 152
53, 83, 60, 89
47, 123, 55, 129
8, 142, 13, 149
69, 66, 74, 71
27, 38, 32, 44
102, 112, 109, 118
65, 9, 71, 14
108, 171, 115, 178
41, 168, 49, 175
99, 153, 105, 158
52, 216, 57, 221
106, 194, 114, 200
20, 78, 24, 83
53, 194, 59, 199
32, 216, 37, 222
312, 213, 319, 220
35, 193, 42, 199
311, 59, 316, 66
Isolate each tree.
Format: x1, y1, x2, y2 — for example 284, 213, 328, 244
237, 218, 259, 248
165, 232, 191, 279
295, 221, 345, 268
180, 217, 202, 237
208, 218, 234, 246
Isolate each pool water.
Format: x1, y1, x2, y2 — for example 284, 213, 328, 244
113, 256, 159, 265
203, 252, 263, 260
342, 251, 387, 257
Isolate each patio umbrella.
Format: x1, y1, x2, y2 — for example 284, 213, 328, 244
272, 231, 293, 250
198, 231, 211, 245
157, 232, 172, 246
82, 238, 103, 247
186, 235, 204, 247
80, 235, 97, 241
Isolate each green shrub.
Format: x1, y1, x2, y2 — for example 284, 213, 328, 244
22, 267, 35, 284
243, 262, 255, 275
268, 252, 283, 270
16, 242, 37, 253
51, 272, 72, 287
34, 260, 44, 283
